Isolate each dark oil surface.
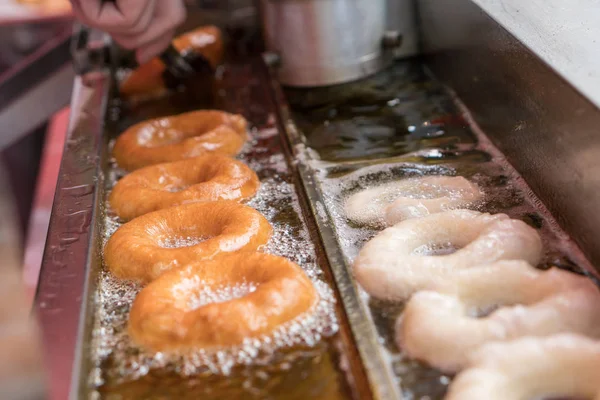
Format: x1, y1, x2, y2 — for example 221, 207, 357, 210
286, 62, 476, 163
99, 342, 349, 400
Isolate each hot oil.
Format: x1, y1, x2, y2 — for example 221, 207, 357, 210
157, 236, 208, 248
286, 59, 596, 399
285, 62, 476, 163
89, 63, 353, 399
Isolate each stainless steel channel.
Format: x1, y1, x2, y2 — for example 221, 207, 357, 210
34, 73, 109, 400
418, 0, 600, 269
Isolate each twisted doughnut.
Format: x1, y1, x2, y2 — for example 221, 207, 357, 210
446, 335, 600, 400
104, 202, 272, 283
344, 176, 481, 226
128, 253, 318, 351
109, 155, 259, 220
398, 260, 600, 372
120, 25, 224, 99
353, 210, 542, 300
112, 110, 248, 171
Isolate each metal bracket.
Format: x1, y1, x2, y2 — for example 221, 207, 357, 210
71, 23, 111, 76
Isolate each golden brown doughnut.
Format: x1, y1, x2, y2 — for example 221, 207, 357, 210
104, 202, 272, 283
128, 253, 319, 351
109, 155, 259, 220
112, 110, 248, 171
120, 25, 224, 99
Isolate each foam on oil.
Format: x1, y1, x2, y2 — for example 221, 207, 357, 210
91, 127, 339, 392
158, 236, 207, 249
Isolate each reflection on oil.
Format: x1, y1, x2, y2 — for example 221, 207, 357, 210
285, 62, 476, 162
99, 342, 348, 400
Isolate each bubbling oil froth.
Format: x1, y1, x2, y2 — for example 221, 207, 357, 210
91, 269, 337, 383
92, 131, 340, 387
158, 236, 207, 249
169, 276, 259, 310
298, 111, 597, 400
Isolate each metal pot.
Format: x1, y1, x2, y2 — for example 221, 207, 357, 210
259, 0, 389, 87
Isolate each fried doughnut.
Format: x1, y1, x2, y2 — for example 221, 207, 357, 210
128, 253, 319, 351
120, 25, 224, 99
104, 202, 272, 283
353, 210, 542, 300
109, 155, 259, 220
446, 335, 600, 400
112, 110, 248, 171
344, 176, 481, 226
398, 261, 600, 372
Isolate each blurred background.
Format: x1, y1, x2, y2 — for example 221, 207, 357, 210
0, 0, 71, 292
0, 1, 72, 398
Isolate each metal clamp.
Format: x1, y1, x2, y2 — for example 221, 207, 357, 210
382, 30, 403, 49
71, 23, 111, 76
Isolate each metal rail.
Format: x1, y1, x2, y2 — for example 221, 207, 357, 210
34, 72, 109, 400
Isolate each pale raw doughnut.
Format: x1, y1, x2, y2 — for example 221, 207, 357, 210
353, 210, 542, 300
344, 176, 481, 225
446, 334, 600, 400
398, 261, 600, 372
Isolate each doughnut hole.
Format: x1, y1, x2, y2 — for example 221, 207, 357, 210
128, 253, 319, 350
109, 155, 259, 220
157, 235, 208, 249
412, 242, 462, 256
137, 123, 186, 147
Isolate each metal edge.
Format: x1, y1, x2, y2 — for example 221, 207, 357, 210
69, 77, 111, 400
252, 59, 377, 400
34, 72, 109, 400
262, 59, 403, 400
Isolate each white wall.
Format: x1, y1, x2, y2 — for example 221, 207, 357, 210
473, 0, 600, 108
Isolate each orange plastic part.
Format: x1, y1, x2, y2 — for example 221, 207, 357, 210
128, 253, 318, 351
120, 25, 224, 99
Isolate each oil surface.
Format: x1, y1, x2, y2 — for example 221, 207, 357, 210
286, 59, 596, 400
87, 62, 353, 400
286, 62, 476, 163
